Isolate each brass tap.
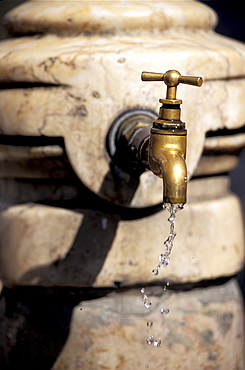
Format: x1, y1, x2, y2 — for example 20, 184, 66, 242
141, 70, 203, 204
107, 70, 203, 205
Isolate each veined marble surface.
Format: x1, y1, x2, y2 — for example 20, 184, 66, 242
0, 177, 244, 287
0, 30, 245, 205
4, 0, 217, 35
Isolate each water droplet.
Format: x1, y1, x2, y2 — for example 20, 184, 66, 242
171, 231, 177, 238
160, 255, 170, 267
146, 335, 154, 345
153, 339, 162, 347
166, 281, 170, 286
141, 287, 145, 294
145, 364, 149, 368
151, 203, 183, 275
168, 216, 175, 223
152, 268, 159, 276
160, 307, 170, 315
144, 300, 152, 309
147, 321, 153, 327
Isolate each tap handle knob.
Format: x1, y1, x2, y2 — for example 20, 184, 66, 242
141, 70, 203, 100
141, 71, 165, 81
178, 75, 203, 87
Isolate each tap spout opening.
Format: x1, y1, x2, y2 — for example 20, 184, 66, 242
157, 148, 187, 204
148, 128, 187, 205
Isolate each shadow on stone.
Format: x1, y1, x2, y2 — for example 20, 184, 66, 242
0, 285, 117, 370
19, 209, 121, 287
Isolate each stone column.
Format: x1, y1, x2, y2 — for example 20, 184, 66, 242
0, 1, 244, 369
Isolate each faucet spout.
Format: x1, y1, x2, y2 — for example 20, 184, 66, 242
147, 127, 187, 204
139, 69, 202, 204
152, 147, 187, 204
107, 70, 202, 206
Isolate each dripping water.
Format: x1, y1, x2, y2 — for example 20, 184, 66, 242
152, 203, 184, 276
141, 203, 184, 357
141, 287, 152, 309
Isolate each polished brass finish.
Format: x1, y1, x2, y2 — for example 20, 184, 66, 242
141, 70, 203, 101
108, 70, 203, 205
148, 128, 187, 204
141, 69, 203, 204
159, 105, 181, 121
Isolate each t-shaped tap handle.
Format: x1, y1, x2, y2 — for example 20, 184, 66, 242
141, 70, 203, 100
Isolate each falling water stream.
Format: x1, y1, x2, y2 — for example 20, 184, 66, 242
152, 203, 184, 276
141, 203, 184, 361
